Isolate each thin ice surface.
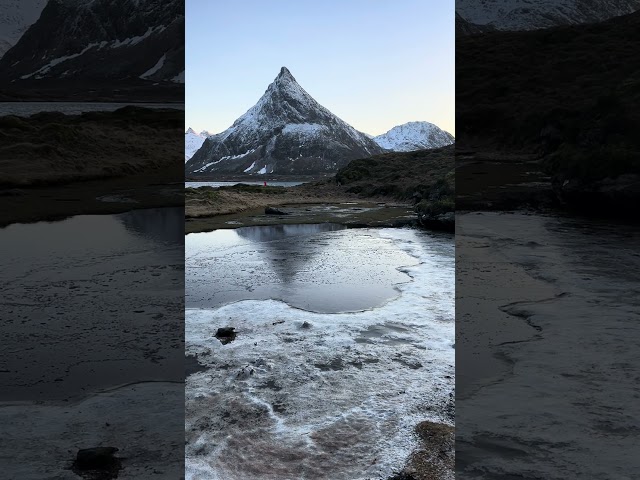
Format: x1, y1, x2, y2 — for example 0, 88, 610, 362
185, 228, 454, 480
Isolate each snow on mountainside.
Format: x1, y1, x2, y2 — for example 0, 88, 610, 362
0, 0, 183, 83
373, 122, 454, 152
185, 128, 207, 163
0, 0, 47, 60
186, 67, 385, 175
457, 0, 640, 30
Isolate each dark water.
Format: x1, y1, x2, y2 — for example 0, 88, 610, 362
186, 223, 418, 313
186, 181, 305, 188
0, 102, 184, 117
0, 207, 184, 401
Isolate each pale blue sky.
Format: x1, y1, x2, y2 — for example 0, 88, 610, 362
186, 0, 454, 136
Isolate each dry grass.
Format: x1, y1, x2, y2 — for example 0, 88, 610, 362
0, 107, 183, 187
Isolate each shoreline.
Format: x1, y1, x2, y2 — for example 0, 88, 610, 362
0, 170, 183, 228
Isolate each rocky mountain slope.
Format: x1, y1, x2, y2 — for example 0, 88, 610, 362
185, 128, 207, 163
186, 67, 385, 176
456, 12, 497, 35
0, 0, 47, 60
0, 0, 183, 100
372, 121, 454, 152
457, 0, 640, 30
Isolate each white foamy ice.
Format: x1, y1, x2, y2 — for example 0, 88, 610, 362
186, 229, 455, 480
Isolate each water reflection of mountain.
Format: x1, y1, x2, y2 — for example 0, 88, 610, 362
235, 223, 345, 243
117, 207, 184, 245
235, 224, 346, 284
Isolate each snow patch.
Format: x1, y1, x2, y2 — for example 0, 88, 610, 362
20, 42, 101, 79
140, 53, 166, 79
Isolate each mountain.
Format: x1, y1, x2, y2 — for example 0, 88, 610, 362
373, 122, 454, 152
456, 12, 497, 35
0, 0, 47, 60
185, 128, 206, 163
186, 67, 385, 175
0, 0, 184, 99
457, 0, 640, 30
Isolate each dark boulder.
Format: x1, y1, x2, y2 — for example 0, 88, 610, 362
72, 447, 121, 478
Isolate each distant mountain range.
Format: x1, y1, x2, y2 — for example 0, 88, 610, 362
373, 122, 454, 152
0, 0, 183, 100
186, 67, 453, 175
457, 0, 640, 31
185, 128, 210, 163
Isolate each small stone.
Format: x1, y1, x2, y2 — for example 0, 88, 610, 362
215, 327, 236, 345
265, 206, 288, 215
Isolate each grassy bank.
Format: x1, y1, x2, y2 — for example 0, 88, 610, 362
0, 106, 183, 187
0, 107, 184, 226
186, 146, 454, 231
457, 11, 640, 213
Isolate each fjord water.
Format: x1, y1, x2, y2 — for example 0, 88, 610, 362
185, 181, 305, 188
185, 225, 455, 480
0, 102, 184, 116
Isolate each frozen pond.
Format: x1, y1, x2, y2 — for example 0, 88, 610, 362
185, 226, 455, 479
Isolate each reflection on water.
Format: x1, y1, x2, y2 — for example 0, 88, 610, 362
186, 224, 418, 313
0, 208, 184, 401
118, 207, 185, 245
235, 223, 345, 242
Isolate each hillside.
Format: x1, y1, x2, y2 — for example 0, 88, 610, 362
0, 0, 183, 101
336, 146, 454, 228
457, 10, 640, 212
0, 107, 183, 187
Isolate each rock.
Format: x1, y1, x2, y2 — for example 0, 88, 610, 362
265, 206, 288, 215
300, 321, 312, 329
214, 327, 236, 345
73, 447, 120, 471
387, 472, 417, 480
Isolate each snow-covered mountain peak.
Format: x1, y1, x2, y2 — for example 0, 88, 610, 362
373, 121, 455, 152
277, 66, 294, 80
186, 66, 385, 175
185, 128, 206, 163
457, 0, 640, 31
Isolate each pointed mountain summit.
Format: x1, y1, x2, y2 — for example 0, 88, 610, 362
186, 67, 385, 175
